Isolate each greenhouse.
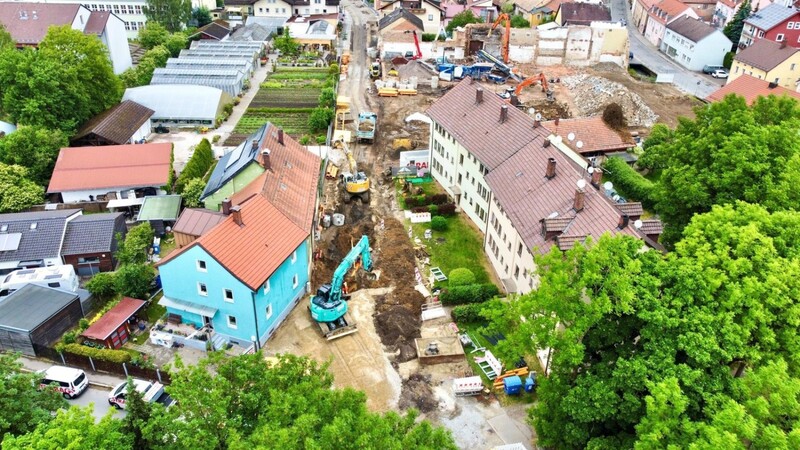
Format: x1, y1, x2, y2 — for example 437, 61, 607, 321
150, 68, 247, 97
122, 84, 233, 129
166, 58, 254, 78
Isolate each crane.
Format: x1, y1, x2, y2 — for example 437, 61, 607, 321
404, 30, 422, 60
335, 139, 370, 204
488, 13, 511, 64
514, 73, 549, 96
310, 235, 374, 340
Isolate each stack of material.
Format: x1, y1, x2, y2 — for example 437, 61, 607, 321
379, 88, 399, 97
398, 88, 417, 96
492, 367, 530, 390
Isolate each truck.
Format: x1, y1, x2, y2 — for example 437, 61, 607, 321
0, 265, 79, 299
309, 235, 375, 340
108, 379, 175, 409
356, 112, 377, 144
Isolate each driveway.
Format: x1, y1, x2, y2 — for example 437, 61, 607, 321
609, 0, 724, 98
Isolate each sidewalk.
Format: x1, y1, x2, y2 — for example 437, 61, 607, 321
18, 355, 125, 390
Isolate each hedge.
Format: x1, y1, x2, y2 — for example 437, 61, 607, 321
440, 283, 500, 305
438, 203, 457, 216
602, 157, 656, 209
62, 343, 132, 363
176, 139, 214, 193
452, 303, 486, 323
449, 268, 476, 287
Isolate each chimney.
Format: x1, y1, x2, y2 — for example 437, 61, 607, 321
768, 81, 778, 89
476, 87, 484, 103
500, 104, 508, 123
554, 117, 560, 127
574, 188, 585, 212
222, 198, 232, 215
543, 138, 551, 147
251, 139, 259, 151
591, 168, 602, 187
231, 205, 243, 226
545, 157, 556, 179
533, 120, 540, 128
262, 149, 271, 171
618, 214, 630, 229
277, 129, 284, 145
781, 39, 787, 48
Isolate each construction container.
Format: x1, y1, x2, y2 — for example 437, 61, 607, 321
525, 374, 536, 393
503, 375, 522, 395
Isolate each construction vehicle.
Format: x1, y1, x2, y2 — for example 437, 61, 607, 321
356, 111, 377, 143
488, 13, 511, 64
335, 139, 370, 204
514, 73, 549, 96
404, 30, 423, 60
370, 60, 381, 78
310, 235, 375, 340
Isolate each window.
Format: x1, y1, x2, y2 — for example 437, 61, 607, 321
263, 279, 270, 293
266, 7, 270, 12
259, 7, 263, 11
428, 14, 433, 21
223, 289, 234, 303
292, 274, 299, 288
266, 304, 273, 319
459, 154, 464, 164
78, 256, 100, 264
758, 30, 765, 38
113, 5, 120, 14
134, 5, 142, 14
777, 33, 785, 41
517, 243, 523, 256
775, 77, 780, 84
790, 22, 795, 30
514, 266, 520, 279
197, 260, 207, 272
291, 250, 297, 263
198, 283, 208, 296
227, 315, 238, 329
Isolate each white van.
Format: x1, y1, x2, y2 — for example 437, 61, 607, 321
39, 366, 88, 399
0, 265, 79, 298
108, 378, 174, 409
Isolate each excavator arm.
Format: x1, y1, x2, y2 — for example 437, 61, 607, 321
412, 30, 422, 60
327, 235, 373, 306
488, 13, 511, 64
514, 74, 549, 96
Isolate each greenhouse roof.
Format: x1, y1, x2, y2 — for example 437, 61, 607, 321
194, 41, 264, 50
122, 85, 229, 121
166, 58, 253, 73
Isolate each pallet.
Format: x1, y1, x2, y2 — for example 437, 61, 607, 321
492, 367, 530, 389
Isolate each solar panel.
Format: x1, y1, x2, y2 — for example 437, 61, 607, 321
0, 233, 22, 252
225, 142, 246, 169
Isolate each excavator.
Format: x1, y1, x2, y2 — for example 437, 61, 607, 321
310, 235, 375, 340
335, 139, 370, 204
488, 13, 511, 64
514, 73, 549, 96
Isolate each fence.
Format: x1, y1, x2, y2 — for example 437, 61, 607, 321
34, 345, 172, 385
27, 201, 109, 213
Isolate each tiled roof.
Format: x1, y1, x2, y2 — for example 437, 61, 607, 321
616, 202, 644, 217
648, 0, 691, 24
48, 143, 173, 193
224, 0, 258, 5
639, 219, 664, 235
0, 285, 79, 332
158, 195, 308, 290
84, 11, 110, 35
0, 209, 81, 263
196, 20, 230, 40
379, 7, 424, 30
543, 216, 574, 232
556, 235, 589, 251
735, 38, 800, 71
558, 2, 611, 23
82, 297, 146, 340
706, 74, 800, 104
426, 79, 549, 169
172, 208, 227, 237
541, 116, 633, 154
744, 3, 798, 31
666, 15, 718, 42
71, 100, 155, 146
0, 3, 79, 45
61, 212, 125, 256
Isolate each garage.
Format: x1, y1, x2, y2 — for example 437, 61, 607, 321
0, 284, 83, 356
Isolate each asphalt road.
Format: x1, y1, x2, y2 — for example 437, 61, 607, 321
608, 0, 724, 98
71, 386, 127, 421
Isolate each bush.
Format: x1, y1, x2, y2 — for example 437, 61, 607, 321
421, 33, 436, 42
602, 103, 627, 130
62, 343, 131, 363
181, 177, 206, 208
116, 222, 154, 266
85, 272, 117, 299
308, 107, 334, 132
412, 206, 428, 214
440, 283, 500, 305
510, 14, 530, 28
427, 204, 438, 215
723, 51, 734, 69
430, 194, 448, 205
175, 139, 214, 193
299, 135, 311, 145
62, 331, 77, 345
78, 318, 89, 332
438, 203, 457, 216
449, 268, 476, 287
602, 157, 656, 209
452, 303, 485, 323
115, 264, 155, 299
430, 216, 448, 231
211, 135, 221, 143
316, 135, 327, 144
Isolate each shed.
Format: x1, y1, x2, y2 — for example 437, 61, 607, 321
137, 195, 182, 222
81, 297, 146, 349
122, 84, 233, 129
172, 208, 227, 248
0, 284, 83, 356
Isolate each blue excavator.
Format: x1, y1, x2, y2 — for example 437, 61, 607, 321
310, 235, 375, 340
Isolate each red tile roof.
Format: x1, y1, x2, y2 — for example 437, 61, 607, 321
158, 195, 308, 290
734, 37, 800, 71
706, 74, 800, 104
0, 3, 80, 45
82, 297, 146, 341
541, 116, 634, 154
647, 0, 691, 24
172, 208, 227, 237
47, 143, 173, 193
616, 202, 644, 217
84, 11, 110, 35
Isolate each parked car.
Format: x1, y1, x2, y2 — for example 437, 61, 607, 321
703, 65, 725, 74
108, 378, 174, 409
711, 69, 729, 79
38, 366, 88, 399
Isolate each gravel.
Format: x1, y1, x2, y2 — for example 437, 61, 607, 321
562, 74, 659, 127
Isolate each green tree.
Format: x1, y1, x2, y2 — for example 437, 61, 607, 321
2, 407, 132, 450
137, 22, 170, 49
318, 87, 336, 109
176, 139, 214, 193
0, 163, 44, 212
510, 14, 530, 28
0, 126, 67, 185
181, 177, 206, 208
273, 30, 299, 56
115, 264, 155, 299
123, 377, 155, 450
191, 7, 212, 27
0, 353, 65, 438
164, 33, 189, 57
723, 0, 751, 46
446, 11, 483, 33
116, 222, 155, 265
120, 45, 172, 88
449, 268, 476, 287
144, 0, 191, 33
308, 107, 334, 132
0, 23, 13, 51
85, 272, 117, 299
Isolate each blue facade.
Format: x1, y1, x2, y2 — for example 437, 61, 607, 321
158, 239, 310, 346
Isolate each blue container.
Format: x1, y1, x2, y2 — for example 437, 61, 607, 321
503, 375, 523, 395
525, 374, 536, 393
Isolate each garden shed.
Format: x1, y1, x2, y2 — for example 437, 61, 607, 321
0, 284, 83, 356
81, 297, 146, 349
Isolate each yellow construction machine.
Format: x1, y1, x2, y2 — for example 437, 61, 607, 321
335, 139, 370, 204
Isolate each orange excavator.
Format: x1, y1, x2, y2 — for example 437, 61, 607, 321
488, 13, 511, 64
514, 73, 549, 96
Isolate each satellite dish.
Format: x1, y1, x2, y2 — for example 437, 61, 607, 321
567, 132, 575, 141
576, 179, 587, 189
535, 113, 543, 121
634, 219, 643, 230
528, 108, 535, 115
603, 181, 614, 190
588, 167, 595, 174
547, 211, 559, 219
576, 141, 584, 149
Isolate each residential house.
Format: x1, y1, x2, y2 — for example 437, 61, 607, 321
250, 0, 340, 18
0, 209, 81, 275
632, 0, 659, 33
0, 3, 132, 73
555, 2, 611, 26
228, 22, 277, 42
682, 0, 716, 21
661, 16, 732, 70
644, 0, 697, 47
285, 14, 339, 50
223, 0, 259, 20
706, 73, 800, 103
0, 285, 83, 356
379, 8, 426, 57
122, 84, 233, 129
729, 38, 800, 88
61, 213, 127, 275
70, 100, 154, 147
738, 3, 800, 50
441, 0, 496, 27
713, 0, 743, 28
81, 297, 146, 349
190, 19, 232, 40
426, 79, 661, 293
541, 116, 634, 162
377, 0, 443, 34
47, 143, 172, 204
172, 208, 227, 248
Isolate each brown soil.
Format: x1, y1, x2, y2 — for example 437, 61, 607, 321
398, 372, 439, 413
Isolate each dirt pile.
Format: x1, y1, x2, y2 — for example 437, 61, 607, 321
561, 74, 659, 127
398, 373, 439, 413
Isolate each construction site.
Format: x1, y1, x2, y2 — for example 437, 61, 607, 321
265, 3, 702, 448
